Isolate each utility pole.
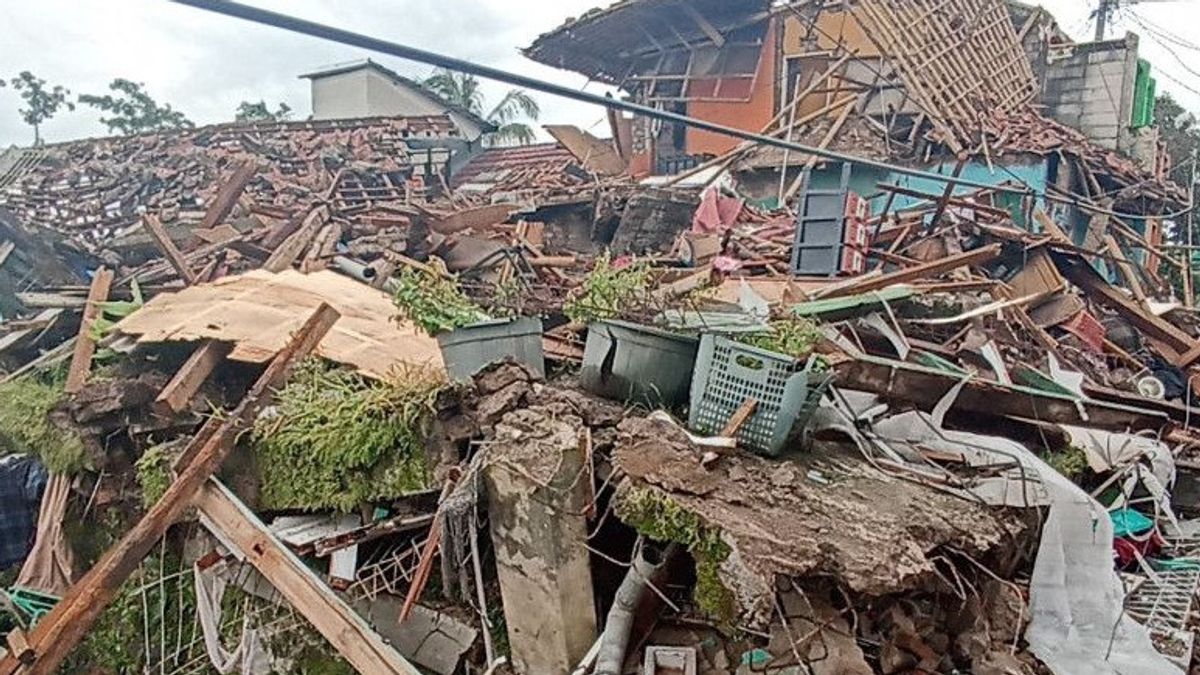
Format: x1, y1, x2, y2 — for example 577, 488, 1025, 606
1095, 0, 1115, 41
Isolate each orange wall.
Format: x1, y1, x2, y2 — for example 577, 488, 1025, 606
685, 21, 778, 157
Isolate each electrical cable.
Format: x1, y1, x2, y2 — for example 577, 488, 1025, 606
169, 0, 1191, 219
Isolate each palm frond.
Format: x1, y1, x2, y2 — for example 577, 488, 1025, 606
486, 123, 538, 147
487, 89, 540, 126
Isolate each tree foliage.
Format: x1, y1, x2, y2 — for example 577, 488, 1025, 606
3, 71, 74, 144
235, 99, 292, 123
78, 79, 193, 135
1156, 93, 1200, 176
423, 69, 540, 146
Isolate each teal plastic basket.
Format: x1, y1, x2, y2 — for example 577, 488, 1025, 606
688, 335, 832, 456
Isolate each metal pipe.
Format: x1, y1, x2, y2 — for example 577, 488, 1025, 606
169, 0, 1037, 197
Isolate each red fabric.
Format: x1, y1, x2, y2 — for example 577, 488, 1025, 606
1113, 534, 1165, 569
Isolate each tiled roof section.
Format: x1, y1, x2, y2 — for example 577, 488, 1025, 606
0, 116, 453, 247
449, 142, 601, 205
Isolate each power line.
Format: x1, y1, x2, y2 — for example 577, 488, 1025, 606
169, 0, 1192, 219
168, 0, 1029, 195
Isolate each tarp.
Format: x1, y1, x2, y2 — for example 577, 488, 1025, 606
0, 455, 46, 569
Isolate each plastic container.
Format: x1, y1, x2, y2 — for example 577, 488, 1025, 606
580, 320, 699, 409
436, 317, 544, 382
688, 334, 832, 456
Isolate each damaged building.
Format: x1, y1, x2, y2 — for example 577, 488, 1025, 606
0, 0, 1198, 674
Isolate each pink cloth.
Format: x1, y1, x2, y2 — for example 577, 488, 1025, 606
692, 188, 744, 234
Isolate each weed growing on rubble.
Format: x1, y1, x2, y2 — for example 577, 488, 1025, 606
617, 486, 737, 625
393, 266, 488, 335
1045, 444, 1089, 480
135, 442, 174, 508
251, 359, 443, 512
0, 374, 87, 473
564, 251, 653, 324
739, 317, 824, 359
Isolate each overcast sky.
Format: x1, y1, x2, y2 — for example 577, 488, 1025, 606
0, 0, 1197, 147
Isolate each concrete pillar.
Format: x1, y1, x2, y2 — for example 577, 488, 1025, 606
485, 409, 598, 674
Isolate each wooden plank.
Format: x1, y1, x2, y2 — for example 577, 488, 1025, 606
0, 304, 340, 675
680, 3, 725, 46
720, 398, 758, 437
5, 630, 31, 665
154, 340, 232, 415
1103, 235, 1147, 305
825, 244, 1002, 299
262, 206, 326, 273
428, 204, 518, 235
198, 161, 257, 231
0, 241, 15, 270
63, 267, 114, 394
1058, 255, 1198, 366
195, 479, 421, 675
142, 215, 197, 285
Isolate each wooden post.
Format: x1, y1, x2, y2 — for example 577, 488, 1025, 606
142, 215, 197, 285
0, 304, 340, 675
63, 267, 114, 394
195, 479, 421, 675
154, 340, 232, 415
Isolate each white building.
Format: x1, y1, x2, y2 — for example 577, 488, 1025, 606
300, 59, 494, 142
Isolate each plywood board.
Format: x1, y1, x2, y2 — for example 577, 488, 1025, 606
115, 270, 443, 379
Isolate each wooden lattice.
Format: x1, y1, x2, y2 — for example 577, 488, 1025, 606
851, 0, 1038, 150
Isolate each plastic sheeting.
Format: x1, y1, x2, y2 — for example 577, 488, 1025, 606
821, 383, 1181, 674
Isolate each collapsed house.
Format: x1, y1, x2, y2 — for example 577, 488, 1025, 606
0, 0, 1198, 674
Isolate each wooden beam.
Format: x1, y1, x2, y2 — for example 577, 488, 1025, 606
262, 206, 326, 273
825, 244, 1002, 298
1103, 235, 1148, 305
154, 340, 232, 415
142, 215, 197, 285
1, 303, 340, 675
1058, 255, 1199, 366
63, 267, 114, 394
680, 3, 725, 46
199, 161, 258, 231
195, 479, 421, 675
427, 203, 518, 235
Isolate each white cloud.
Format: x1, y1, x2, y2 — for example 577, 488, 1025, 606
0, 0, 1196, 148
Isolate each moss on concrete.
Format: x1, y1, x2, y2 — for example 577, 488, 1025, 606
617, 485, 737, 624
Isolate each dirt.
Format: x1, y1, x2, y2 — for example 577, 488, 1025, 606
614, 416, 1027, 624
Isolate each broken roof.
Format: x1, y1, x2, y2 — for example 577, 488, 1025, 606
450, 142, 596, 204
523, 0, 772, 86
300, 58, 497, 133
0, 116, 449, 250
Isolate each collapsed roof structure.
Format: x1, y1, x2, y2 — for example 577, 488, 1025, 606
0, 0, 1198, 674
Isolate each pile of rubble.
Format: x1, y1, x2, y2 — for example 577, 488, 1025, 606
0, 9, 1197, 675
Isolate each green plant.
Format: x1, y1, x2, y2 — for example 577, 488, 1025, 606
393, 267, 487, 335
564, 252, 653, 324
251, 359, 442, 512
0, 374, 86, 473
617, 486, 736, 624
135, 442, 174, 508
3, 71, 75, 145
1045, 445, 1089, 480
739, 317, 823, 358
78, 78, 193, 135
